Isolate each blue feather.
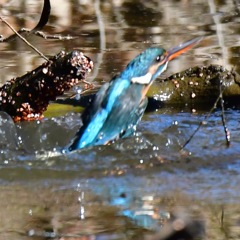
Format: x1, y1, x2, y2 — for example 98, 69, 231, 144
68, 77, 131, 150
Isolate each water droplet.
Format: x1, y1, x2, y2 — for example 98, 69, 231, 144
173, 121, 178, 125
80, 206, 85, 220
165, 139, 171, 146
0, 112, 19, 149
41, 133, 47, 141
29, 209, 33, 215
28, 229, 35, 236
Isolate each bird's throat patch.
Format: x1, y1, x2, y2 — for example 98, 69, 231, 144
131, 72, 152, 84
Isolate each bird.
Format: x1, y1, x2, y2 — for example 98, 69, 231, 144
67, 37, 202, 151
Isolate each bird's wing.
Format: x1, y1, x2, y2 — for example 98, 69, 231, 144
68, 77, 131, 150
90, 84, 147, 146
80, 81, 110, 125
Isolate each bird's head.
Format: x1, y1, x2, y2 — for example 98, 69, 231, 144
120, 37, 202, 85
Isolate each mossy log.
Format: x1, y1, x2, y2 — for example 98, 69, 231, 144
149, 65, 240, 108
0, 50, 93, 121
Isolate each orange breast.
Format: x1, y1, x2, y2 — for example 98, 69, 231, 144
141, 83, 151, 101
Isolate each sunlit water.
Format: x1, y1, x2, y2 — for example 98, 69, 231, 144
0, 0, 240, 239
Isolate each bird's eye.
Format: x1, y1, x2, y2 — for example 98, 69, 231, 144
156, 55, 165, 62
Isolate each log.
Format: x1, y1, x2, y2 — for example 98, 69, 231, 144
0, 50, 93, 121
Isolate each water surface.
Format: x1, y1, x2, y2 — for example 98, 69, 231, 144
0, 0, 240, 239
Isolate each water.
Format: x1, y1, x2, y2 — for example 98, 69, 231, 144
0, 0, 240, 239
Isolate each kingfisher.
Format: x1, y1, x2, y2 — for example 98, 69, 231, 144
67, 37, 202, 151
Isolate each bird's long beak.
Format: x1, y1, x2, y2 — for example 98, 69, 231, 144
166, 36, 203, 61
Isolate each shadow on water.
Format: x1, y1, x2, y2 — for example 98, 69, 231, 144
0, 0, 240, 239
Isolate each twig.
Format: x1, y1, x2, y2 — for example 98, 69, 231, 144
0, 17, 49, 61
219, 82, 230, 146
69, 80, 95, 99
33, 30, 76, 40
0, 0, 50, 42
0, 27, 30, 42
0, 27, 76, 42
181, 93, 222, 150
30, 0, 50, 32
0, 0, 75, 42
181, 77, 230, 149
